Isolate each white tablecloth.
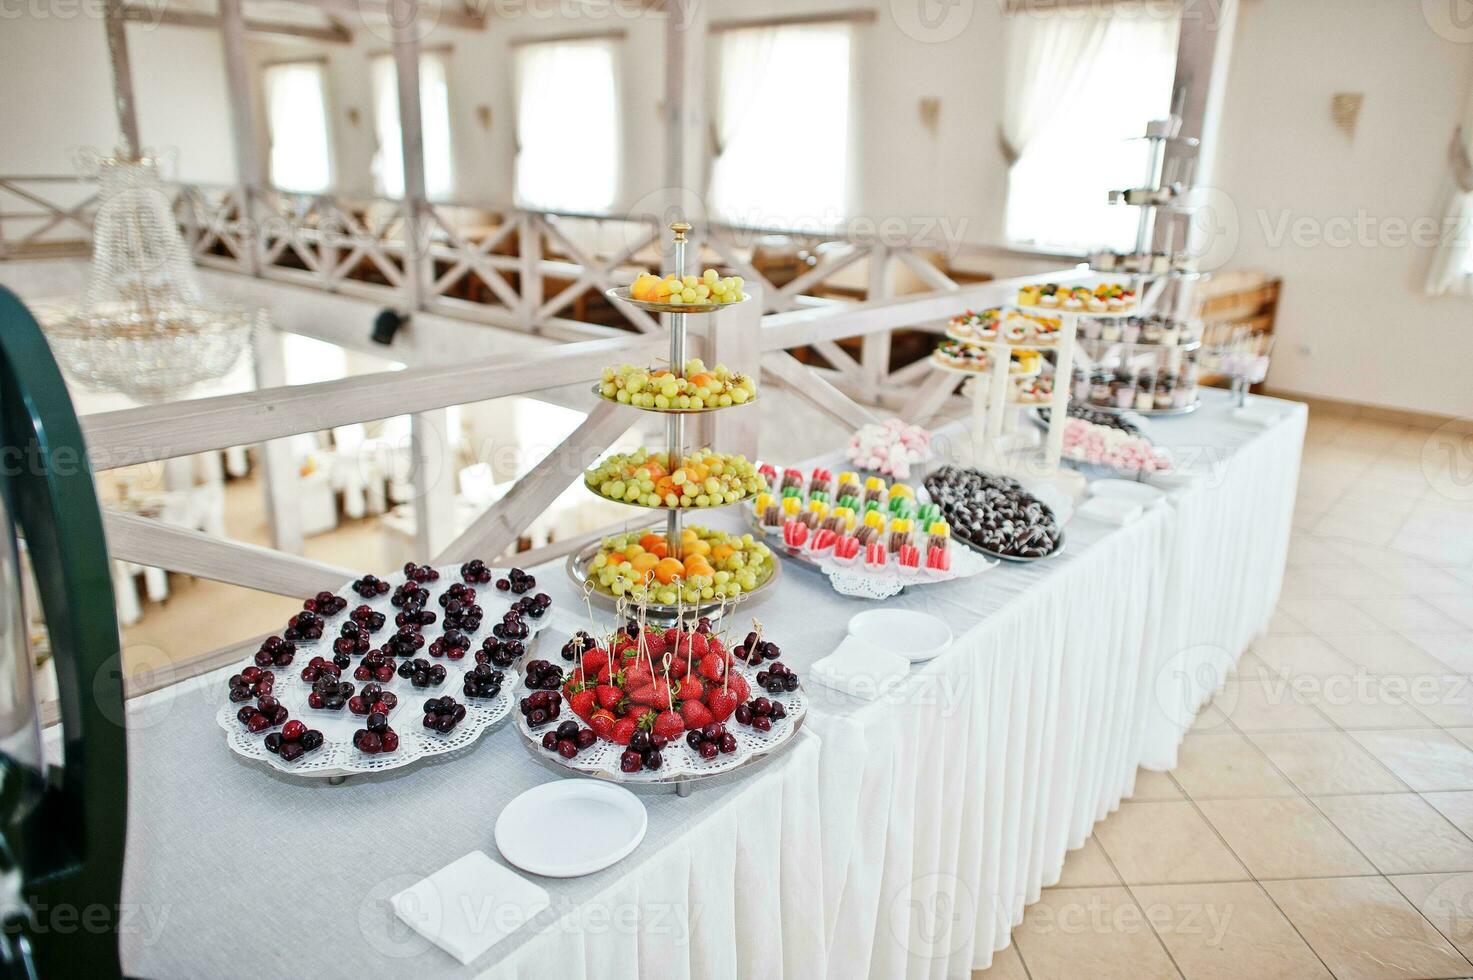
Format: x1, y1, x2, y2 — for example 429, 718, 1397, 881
111, 390, 1304, 979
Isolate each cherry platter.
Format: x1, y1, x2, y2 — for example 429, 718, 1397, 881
214, 560, 555, 778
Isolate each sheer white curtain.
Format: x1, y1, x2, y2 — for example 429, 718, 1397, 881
371, 52, 454, 200
1425, 122, 1473, 295
1003, 4, 1181, 250
264, 62, 333, 193
514, 39, 619, 213
709, 23, 852, 230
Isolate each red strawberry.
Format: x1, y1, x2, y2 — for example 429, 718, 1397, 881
682, 632, 709, 660
707, 688, 740, 723
595, 684, 624, 711
582, 648, 609, 675
669, 656, 689, 677
625, 660, 654, 689
610, 717, 637, 745
634, 708, 657, 730
680, 699, 714, 730
653, 709, 685, 741
644, 631, 668, 657
628, 680, 671, 708
676, 674, 704, 702
728, 672, 750, 703
569, 688, 595, 721
697, 652, 726, 683
589, 709, 616, 741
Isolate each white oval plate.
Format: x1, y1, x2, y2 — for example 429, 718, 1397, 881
1089, 479, 1166, 508
496, 780, 647, 877
847, 609, 953, 663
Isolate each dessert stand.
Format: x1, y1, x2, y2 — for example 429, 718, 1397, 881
582, 221, 772, 623
215, 563, 555, 780
1074, 116, 1207, 418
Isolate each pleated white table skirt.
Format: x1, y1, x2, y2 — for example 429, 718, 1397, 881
112, 393, 1304, 980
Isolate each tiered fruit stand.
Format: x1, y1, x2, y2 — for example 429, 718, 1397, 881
569, 220, 780, 622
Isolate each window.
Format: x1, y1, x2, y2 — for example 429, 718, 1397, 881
1003, 6, 1181, 251
514, 39, 619, 213
264, 61, 333, 193
709, 23, 853, 230
371, 52, 455, 200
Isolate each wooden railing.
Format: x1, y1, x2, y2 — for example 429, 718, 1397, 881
3, 174, 1087, 686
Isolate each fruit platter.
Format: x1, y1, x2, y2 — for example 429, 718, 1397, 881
607, 268, 749, 314
567, 525, 781, 620
515, 609, 806, 792
214, 560, 556, 778
924, 466, 1066, 562
584, 448, 767, 511
595, 357, 756, 413
749, 466, 995, 599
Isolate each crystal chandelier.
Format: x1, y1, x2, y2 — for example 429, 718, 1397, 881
39, 152, 253, 402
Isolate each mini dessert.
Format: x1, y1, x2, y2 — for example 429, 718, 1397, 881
864, 542, 887, 567
933, 339, 990, 372
832, 535, 860, 563
782, 519, 809, 549
923, 466, 1063, 560
809, 528, 838, 553
897, 543, 921, 570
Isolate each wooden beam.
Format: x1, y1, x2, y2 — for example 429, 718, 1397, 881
897, 367, 960, 428
119, 5, 353, 43
104, 512, 356, 598
277, 0, 485, 32
104, 0, 142, 160
710, 9, 877, 32
433, 401, 630, 564
82, 333, 667, 469
759, 351, 878, 431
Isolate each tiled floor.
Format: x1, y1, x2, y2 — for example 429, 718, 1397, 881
977, 411, 1473, 980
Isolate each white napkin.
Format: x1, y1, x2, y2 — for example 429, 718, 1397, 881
810, 636, 912, 701
1075, 496, 1143, 527
392, 850, 551, 965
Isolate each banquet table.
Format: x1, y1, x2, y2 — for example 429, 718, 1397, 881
111, 389, 1305, 979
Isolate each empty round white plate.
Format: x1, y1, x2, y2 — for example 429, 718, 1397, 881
1089, 479, 1166, 508
847, 609, 953, 663
496, 780, 647, 877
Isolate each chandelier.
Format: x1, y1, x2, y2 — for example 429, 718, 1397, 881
40, 152, 253, 402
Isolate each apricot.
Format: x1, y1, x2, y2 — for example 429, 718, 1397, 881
638, 533, 665, 552
653, 557, 686, 584
680, 538, 711, 558
711, 543, 735, 562
630, 552, 661, 576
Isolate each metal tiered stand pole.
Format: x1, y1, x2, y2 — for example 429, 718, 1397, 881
665, 222, 690, 563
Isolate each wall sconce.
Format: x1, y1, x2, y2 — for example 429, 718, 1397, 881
476, 105, 493, 130
919, 97, 941, 136
1330, 92, 1363, 140
346, 107, 362, 127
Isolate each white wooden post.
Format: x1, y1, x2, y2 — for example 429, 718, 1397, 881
519, 212, 543, 331
860, 245, 891, 402
411, 409, 455, 558
695, 284, 761, 458
391, 0, 428, 310
218, 0, 263, 276
251, 324, 305, 553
